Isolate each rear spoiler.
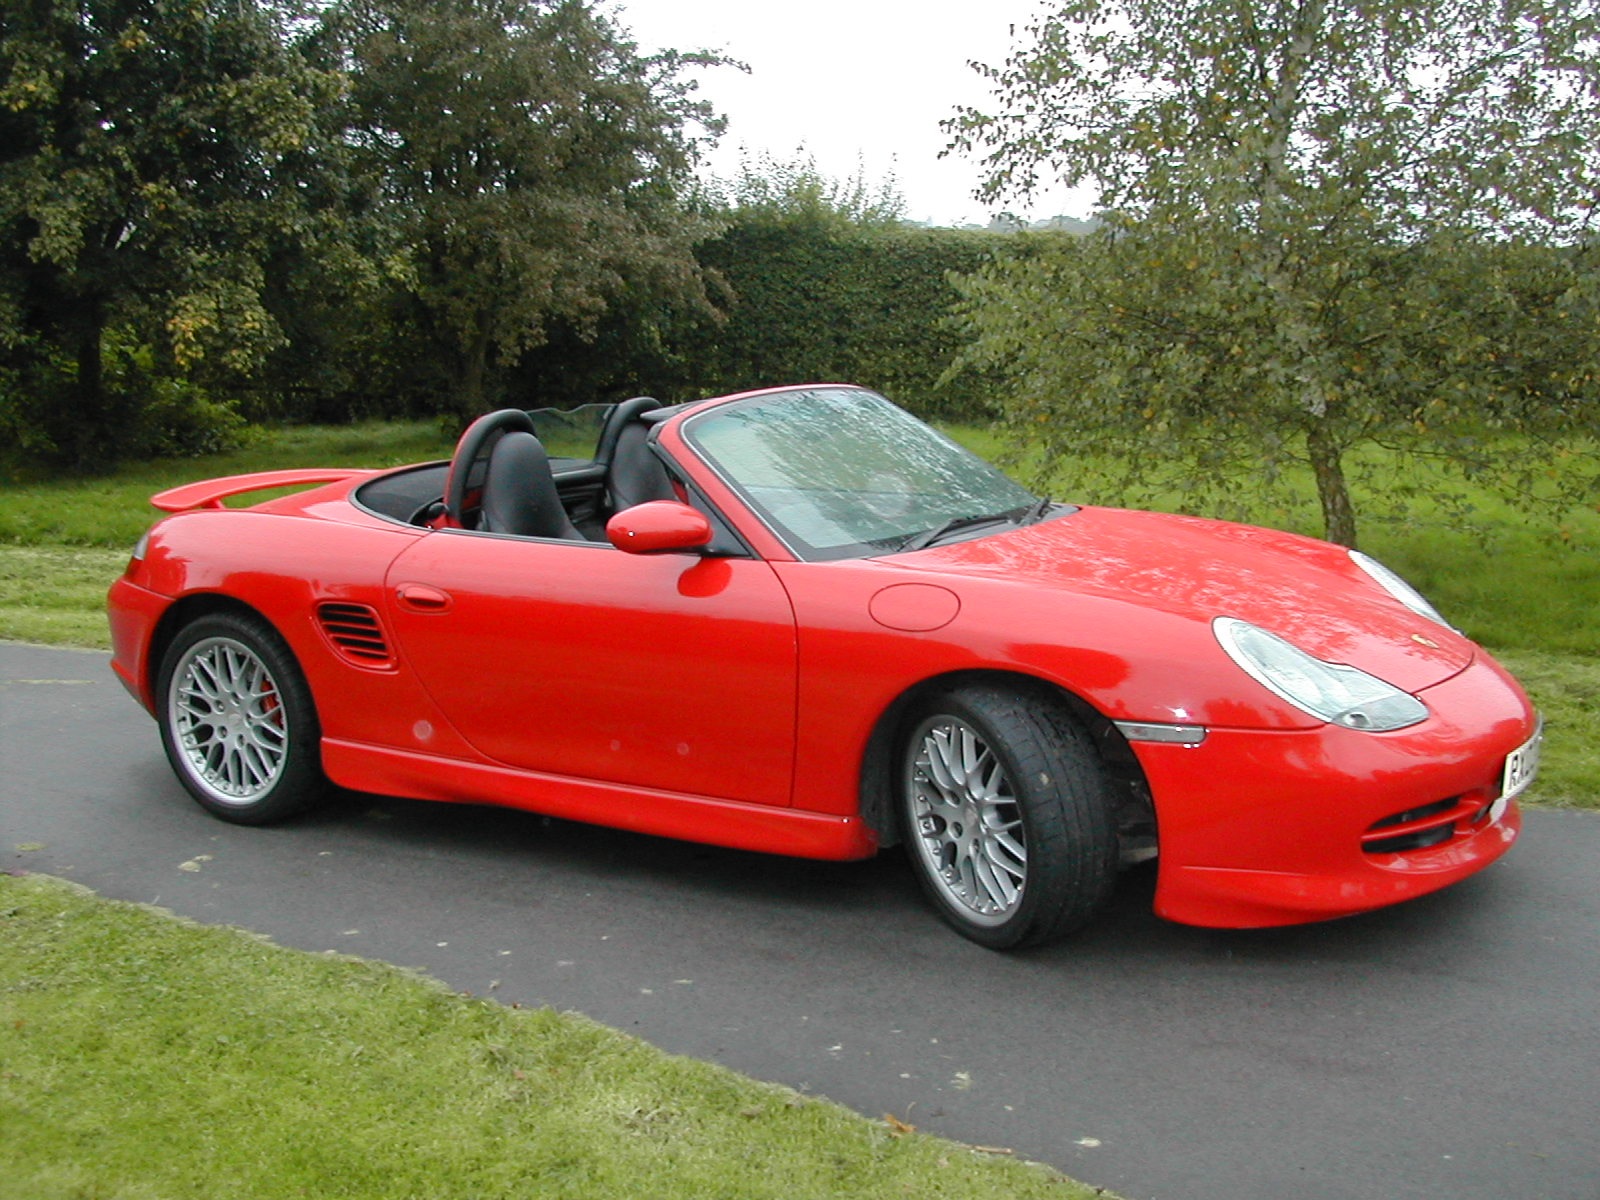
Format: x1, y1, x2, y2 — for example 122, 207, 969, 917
151, 469, 376, 513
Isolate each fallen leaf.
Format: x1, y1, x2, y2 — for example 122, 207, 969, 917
884, 1113, 916, 1136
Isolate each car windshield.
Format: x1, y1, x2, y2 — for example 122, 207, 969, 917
681, 386, 1038, 560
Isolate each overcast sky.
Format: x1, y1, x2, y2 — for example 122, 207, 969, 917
607, 0, 1091, 226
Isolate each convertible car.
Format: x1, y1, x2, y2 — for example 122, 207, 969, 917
107, 384, 1540, 948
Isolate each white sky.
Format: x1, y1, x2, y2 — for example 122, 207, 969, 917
607, 0, 1091, 227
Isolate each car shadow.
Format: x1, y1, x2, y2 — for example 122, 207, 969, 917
288, 785, 1513, 970
306, 785, 909, 908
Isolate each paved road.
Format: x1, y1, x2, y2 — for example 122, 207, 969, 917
3, 641, 1597, 1200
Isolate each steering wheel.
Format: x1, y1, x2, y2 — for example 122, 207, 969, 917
443, 408, 536, 528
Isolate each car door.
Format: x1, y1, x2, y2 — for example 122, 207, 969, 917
383, 532, 798, 807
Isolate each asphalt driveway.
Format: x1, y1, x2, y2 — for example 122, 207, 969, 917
3, 641, 1597, 1200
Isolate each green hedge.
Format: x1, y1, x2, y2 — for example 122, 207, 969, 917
512, 220, 1032, 421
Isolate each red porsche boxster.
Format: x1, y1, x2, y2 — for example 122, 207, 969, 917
107, 385, 1540, 947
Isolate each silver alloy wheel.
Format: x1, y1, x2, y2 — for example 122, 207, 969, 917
906, 715, 1028, 927
167, 635, 289, 807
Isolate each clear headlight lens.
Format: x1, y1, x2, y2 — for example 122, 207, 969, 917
1213, 617, 1429, 732
1349, 550, 1453, 629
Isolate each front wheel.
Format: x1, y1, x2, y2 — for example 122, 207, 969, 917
157, 612, 327, 825
900, 686, 1119, 949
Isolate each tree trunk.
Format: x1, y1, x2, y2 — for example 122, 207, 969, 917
451, 313, 494, 429
1307, 422, 1358, 548
70, 299, 107, 471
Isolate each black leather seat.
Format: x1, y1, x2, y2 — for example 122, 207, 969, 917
479, 431, 583, 539
605, 419, 677, 514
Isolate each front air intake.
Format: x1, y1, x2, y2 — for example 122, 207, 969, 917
1361, 794, 1486, 855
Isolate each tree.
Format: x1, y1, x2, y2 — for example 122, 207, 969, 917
510, 151, 1014, 418
332, 0, 724, 422
946, 0, 1600, 546
700, 147, 907, 229
0, 0, 345, 467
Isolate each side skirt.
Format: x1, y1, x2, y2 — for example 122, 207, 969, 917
321, 739, 879, 862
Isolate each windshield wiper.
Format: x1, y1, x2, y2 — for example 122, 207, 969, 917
1019, 495, 1055, 525
897, 497, 1058, 553
898, 512, 1013, 553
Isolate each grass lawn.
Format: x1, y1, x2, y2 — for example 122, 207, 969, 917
0, 873, 1099, 1200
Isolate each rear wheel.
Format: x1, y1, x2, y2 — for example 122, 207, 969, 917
157, 612, 327, 825
900, 685, 1118, 949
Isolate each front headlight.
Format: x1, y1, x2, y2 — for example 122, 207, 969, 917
1213, 617, 1429, 732
1349, 550, 1454, 630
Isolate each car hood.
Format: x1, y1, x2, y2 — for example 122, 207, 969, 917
888, 505, 1474, 694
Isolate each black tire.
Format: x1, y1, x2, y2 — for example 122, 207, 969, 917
899, 685, 1119, 949
156, 611, 327, 825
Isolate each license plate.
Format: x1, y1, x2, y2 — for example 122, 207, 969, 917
1494, 725, 1543, 819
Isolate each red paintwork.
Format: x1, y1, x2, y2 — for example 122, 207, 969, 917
1139, 655, 1529, 926
107, 385, 1537, 926
384, 532, 797, 806
605, 500, 713, 553
868, 583, 961, 632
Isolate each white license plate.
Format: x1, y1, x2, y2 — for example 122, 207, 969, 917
1494, 725, 1543, 818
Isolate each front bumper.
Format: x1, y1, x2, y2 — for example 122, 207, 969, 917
1135, 652, 1535, 928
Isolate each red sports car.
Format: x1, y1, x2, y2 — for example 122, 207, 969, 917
107, 385, 1540, 948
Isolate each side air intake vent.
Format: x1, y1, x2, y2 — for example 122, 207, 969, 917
317, 602, 393, 668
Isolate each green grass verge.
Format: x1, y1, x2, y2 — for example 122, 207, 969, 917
1, 418, 1594, 808
0, 873, 1097, 1200
1492, 650, 1600, 806
0, 420, 457, 548
0, 546, 131, 647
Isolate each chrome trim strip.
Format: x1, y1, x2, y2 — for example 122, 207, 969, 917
1115, 721, 1208, 746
